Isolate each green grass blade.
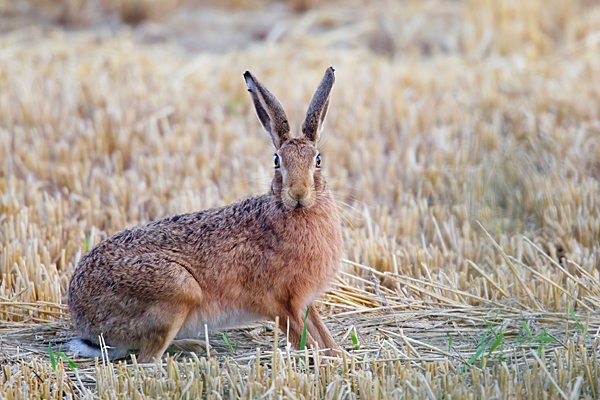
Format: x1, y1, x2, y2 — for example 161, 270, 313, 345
537, 328, 558, 343
468, 346, 486, 366
56, 352, 78, 370
299, 308, 309, 351
488, 328, 503, 356
48, 344, 57, 371
521, 321, 532, 337
483, 318, 499, 340
477, 331, 489, 347
350, 333, 360, 349
222, 332, 235, 353
569, 306, 590, 338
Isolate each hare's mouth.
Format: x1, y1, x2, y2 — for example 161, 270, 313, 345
282, 199, 314, 210
282, 192, 316, 209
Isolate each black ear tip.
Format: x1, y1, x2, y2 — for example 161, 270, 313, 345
244, 72, 255, 90
326, 67, 335, 82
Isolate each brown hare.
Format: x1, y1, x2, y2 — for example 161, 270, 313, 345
68, 67, 343, 363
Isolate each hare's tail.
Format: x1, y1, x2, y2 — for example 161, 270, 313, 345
69, 337, 129, 360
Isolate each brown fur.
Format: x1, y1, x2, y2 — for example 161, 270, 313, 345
68, 67, 343, 362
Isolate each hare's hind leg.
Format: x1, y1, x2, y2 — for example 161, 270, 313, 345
136, 303, 195, 363
135, 266, 203, 363
306, 304, 341, 357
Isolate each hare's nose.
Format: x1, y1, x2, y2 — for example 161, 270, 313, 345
290, 189, 308, 202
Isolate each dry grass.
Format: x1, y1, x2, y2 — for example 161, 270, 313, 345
1, 0, 600, 398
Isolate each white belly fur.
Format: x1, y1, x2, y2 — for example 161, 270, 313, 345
176, 307, 262, 339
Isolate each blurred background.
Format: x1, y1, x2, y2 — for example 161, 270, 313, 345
2, 0, 598, 57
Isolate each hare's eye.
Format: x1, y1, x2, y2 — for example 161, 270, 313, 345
315, 154, 322, 168
274, 154, 280, 168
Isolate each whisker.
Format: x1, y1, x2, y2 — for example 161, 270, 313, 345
314, 193, 361, 229
332, 198, 364, 216
328, 190, 372, 210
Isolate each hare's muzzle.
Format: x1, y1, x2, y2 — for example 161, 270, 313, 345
283, 185, 315, 209
290, 188, 309, 207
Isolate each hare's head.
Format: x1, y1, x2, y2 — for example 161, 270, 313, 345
244, 67, 335, 209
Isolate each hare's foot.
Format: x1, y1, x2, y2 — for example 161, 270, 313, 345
168, 338, 212, 354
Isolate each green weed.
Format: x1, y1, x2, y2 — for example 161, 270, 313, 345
517, 322, 557, 358
48, 344, 78, 371
350, 333, 360, 350
569, 306, 590, 339
222, 332, 237, 353
299, 308, 309, 351
460, 313, 505, 372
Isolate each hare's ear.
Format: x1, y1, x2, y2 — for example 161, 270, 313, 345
244, 71, 290, 149
301, 67, 335, 143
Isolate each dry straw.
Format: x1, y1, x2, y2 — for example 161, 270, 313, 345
1, 0, 600, 398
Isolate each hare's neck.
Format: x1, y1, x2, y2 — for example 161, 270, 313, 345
271, 190, 341, 233
269, 189, 344, 267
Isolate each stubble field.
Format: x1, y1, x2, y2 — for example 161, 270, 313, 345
1, 0, 600, 398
